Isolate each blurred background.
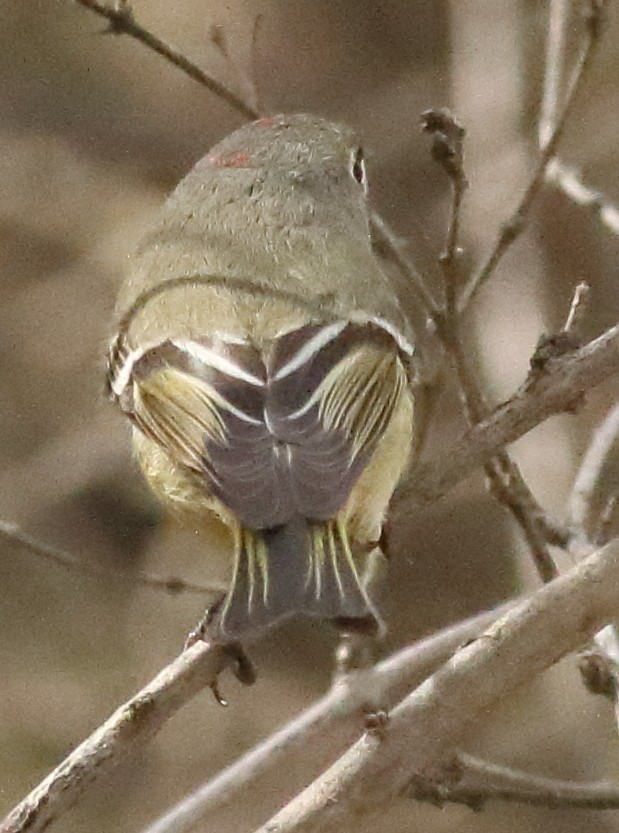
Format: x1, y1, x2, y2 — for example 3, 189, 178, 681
1, 1, 619, 831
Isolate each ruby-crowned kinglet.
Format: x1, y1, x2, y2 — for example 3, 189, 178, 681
107, 114, 414, 641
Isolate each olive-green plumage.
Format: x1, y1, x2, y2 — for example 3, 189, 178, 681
109, 114, 415, 639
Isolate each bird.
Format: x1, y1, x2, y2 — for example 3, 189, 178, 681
106, 113, 415, 642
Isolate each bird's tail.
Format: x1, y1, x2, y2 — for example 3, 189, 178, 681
209, 516, 382, 640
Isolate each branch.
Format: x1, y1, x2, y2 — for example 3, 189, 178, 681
409, 751, 619, 811
370, 210, 439, 318
74, 0, 258, 120
0, 641, 253, 833
139, 603, 515, 833
568, 401, 619, 538
0, 600, 515, 833
459, 0, 606, 311
398, 319, 619, 507
547, 158, 619, 238
254, 536, 619, 833
0, 520, 225, 596
539, 0, 619, 234
538, 0, 569, 150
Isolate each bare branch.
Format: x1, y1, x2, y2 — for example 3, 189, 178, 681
568, 401, 619, 540
370, 210, 439, 319
538, 0, 569, 149
0, 519, 225, 596
73, 0, 258, 120
0, 597, 515, 833
540, 2, 619, 237
254, 537, 619, 833
139, 603, 515, 833
539, 0, 619, 234
563, 281, 591, 336
0, 640, 251, 833
399, 319, 619, 507
481, 462, 561, 581
409, 751, 619, 811
459, 0, 606, 312
419, 107, 467, 323
419, 108, 467, 269
547, 158, 619, 237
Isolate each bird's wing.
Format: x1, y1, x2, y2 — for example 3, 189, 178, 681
107, 322, 409, 527
266, 322, 408, 520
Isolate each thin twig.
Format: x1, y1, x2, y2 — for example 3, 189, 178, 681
409, 751, 619, 811
370, 210, 439, 318
483, 461, 561, 580
419, 107, 467, 322
538, 0, 570, 149
0, 520, 225, 596
248, 13, 265, 114
448, 335, 562, 581
140, 604, 514, 833
539, 2, 619, 237
547, 158, 619, 237
563, 281, 591, 335
0, 640, 247, 833
459, 0, 606, 312
254, 537, 619, 833
568, 401, 619, 539
74, 0, 259, 120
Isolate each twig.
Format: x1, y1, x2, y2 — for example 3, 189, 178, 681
568, 401, 619, 541
540, 1, 619, 237
0, 640, 248, 833
248, 13, 265, 114
563, 281, 591, 335
139, 603, 514, 833
459, 0, 606, 312
398, 318, 619, 507
419, 107, 467, 323
0, 520, 225, 596
409, 751, 619, 811
538, 0, 570, 149
369, 210, 439, 319
481, 462, 561, 581
73, 0, 258, 120
539, 0, 619, 233
254, 537, 619, 833
207, 16, 262, 115
547, 158, 619, 237
447, 336, 562, 581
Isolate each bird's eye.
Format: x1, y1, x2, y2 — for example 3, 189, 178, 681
350, 147, 367, 193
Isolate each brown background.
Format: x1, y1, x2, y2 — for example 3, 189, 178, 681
1, 1, 619, 831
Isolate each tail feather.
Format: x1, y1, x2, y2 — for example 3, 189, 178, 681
210, 517, 382, 640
